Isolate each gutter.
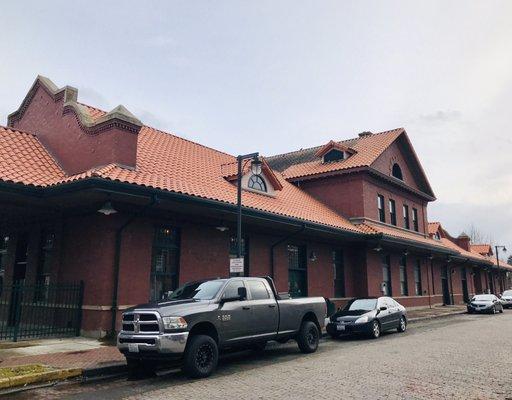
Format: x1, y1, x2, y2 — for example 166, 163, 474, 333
0, 178, 367, 241
109, 195, 159, 336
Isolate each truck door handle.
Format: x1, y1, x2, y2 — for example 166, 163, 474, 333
268, 304, 276, 308
242, 306, 251, 310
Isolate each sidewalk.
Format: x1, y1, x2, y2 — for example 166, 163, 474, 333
0, 337, 126, 391
407, 304, 467, 322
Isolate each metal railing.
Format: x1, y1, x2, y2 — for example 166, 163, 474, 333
0, 281, 84, 341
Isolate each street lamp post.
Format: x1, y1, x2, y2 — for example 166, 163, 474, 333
495, 245, 507, 293
232, 152, 261, 277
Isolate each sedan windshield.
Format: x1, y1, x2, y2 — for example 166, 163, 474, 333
471, 295, 495, 302
502, 290, 512, 297
345, 299, 377, 311
168, 280, 225, 301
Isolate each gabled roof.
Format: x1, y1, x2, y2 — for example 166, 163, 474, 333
267, 129, 403, 176
220, 157, 283, 191
314, 140, 356, 158
428, 222, 441, 236
471, 244, 493, 256
267, 128, 435, 199
0, 82, 362, 234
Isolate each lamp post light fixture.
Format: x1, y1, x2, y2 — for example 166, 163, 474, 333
232, 152, 260, 277
495, 245, 507, 292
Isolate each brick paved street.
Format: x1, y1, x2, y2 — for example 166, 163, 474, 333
11, 313, 512, 400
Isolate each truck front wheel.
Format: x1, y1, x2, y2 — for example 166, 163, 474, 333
296, 320, 319, 353
183, 335, 219, 378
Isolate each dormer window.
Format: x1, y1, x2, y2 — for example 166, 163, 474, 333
314, 140, 356, 164
392, 163, 403, 180
434, 232, 441, 241
323, 149, 345, 163
247, 174, 267, 192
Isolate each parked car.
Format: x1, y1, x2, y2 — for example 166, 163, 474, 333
499, 290, 512, 309
326, 297, 407, 339
467, 294, 504, 314
117, 276, 326, 378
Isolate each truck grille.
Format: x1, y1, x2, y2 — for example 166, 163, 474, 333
121, 312, 161, 334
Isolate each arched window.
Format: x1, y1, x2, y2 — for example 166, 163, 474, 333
248, 174, 267, 192
392, 163, 403, 180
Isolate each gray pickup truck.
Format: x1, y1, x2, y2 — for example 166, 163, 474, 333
118, 276, 326, 378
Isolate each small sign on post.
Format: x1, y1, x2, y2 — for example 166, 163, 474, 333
230, 258, 244, 274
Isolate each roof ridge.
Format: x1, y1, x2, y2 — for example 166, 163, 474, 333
77, 101, 236, 159
267, 127, 404, 159
141, 125, 235, 159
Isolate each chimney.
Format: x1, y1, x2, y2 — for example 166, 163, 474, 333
456, 233, 471, 251
358, 131, 373, 138
8, 76, 143, 175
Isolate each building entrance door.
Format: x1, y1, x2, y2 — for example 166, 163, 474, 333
441, 266, 451, 305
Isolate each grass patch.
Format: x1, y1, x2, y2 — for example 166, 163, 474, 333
0, 364, 50, 379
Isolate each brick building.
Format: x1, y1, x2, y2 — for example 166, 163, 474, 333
0, 76, 510, 338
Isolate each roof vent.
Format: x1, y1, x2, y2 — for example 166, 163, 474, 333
358, 131, 373, 138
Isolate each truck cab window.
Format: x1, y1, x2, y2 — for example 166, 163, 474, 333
222, 280, 245, 300
247, 281, 270, 300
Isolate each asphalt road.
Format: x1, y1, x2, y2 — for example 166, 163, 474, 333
9, 313, 512, 400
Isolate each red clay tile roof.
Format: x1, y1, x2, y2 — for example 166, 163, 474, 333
355, 220, 451, 251
314, 140, 356, 158
0, 126, 66, 186
268, 128, 404, 180
470, 244, 492, 256
0, 122, 362, 233
427, 222, 441, 236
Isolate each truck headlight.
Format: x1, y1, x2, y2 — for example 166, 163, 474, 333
162, 316, 188, 330
354, 316, 369, 324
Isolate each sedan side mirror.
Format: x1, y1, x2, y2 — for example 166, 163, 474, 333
379, 306, 387, 311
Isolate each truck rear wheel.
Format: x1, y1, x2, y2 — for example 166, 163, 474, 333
183, 335, 218, 378
296, 320, 319, 353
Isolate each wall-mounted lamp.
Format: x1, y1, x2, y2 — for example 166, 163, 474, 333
215, 221, 229, 232
373, 244, 383, 252
97, 201, 117, 216
309, 251, 317, 262
428, 254, 434, 260
403, 249, 409, 256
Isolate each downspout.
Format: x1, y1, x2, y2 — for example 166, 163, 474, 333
449, 265, 455, 305
426, 257, 432, 309
270, 224, 306, 279
110, 195, 158, 336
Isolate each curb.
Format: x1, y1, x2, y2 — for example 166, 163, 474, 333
0, 367, 82, 390
82, 363, 127, 382
408, 311, 467, 323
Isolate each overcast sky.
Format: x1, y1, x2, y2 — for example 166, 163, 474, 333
1, 1, 511, 252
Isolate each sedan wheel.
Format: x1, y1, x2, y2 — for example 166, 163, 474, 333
397, 316, 407, 333
492, 306, 497, 314
370, 320, 380, 339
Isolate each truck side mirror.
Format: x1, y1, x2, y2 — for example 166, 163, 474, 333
238, 287, 247, 300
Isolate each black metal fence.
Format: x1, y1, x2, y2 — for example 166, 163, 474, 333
0, 281, 84, 341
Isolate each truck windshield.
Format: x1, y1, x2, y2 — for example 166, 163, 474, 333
168, 281, 225, 301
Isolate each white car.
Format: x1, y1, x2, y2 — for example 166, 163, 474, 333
500, 290, 512, 309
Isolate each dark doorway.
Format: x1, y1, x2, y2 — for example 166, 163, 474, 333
288, 245, 307, 298
9, 234, 29, 325
441, 266, 451, 305
473, 270, 482, 293
461, 267, 469, 303
488, 271, 495, 294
